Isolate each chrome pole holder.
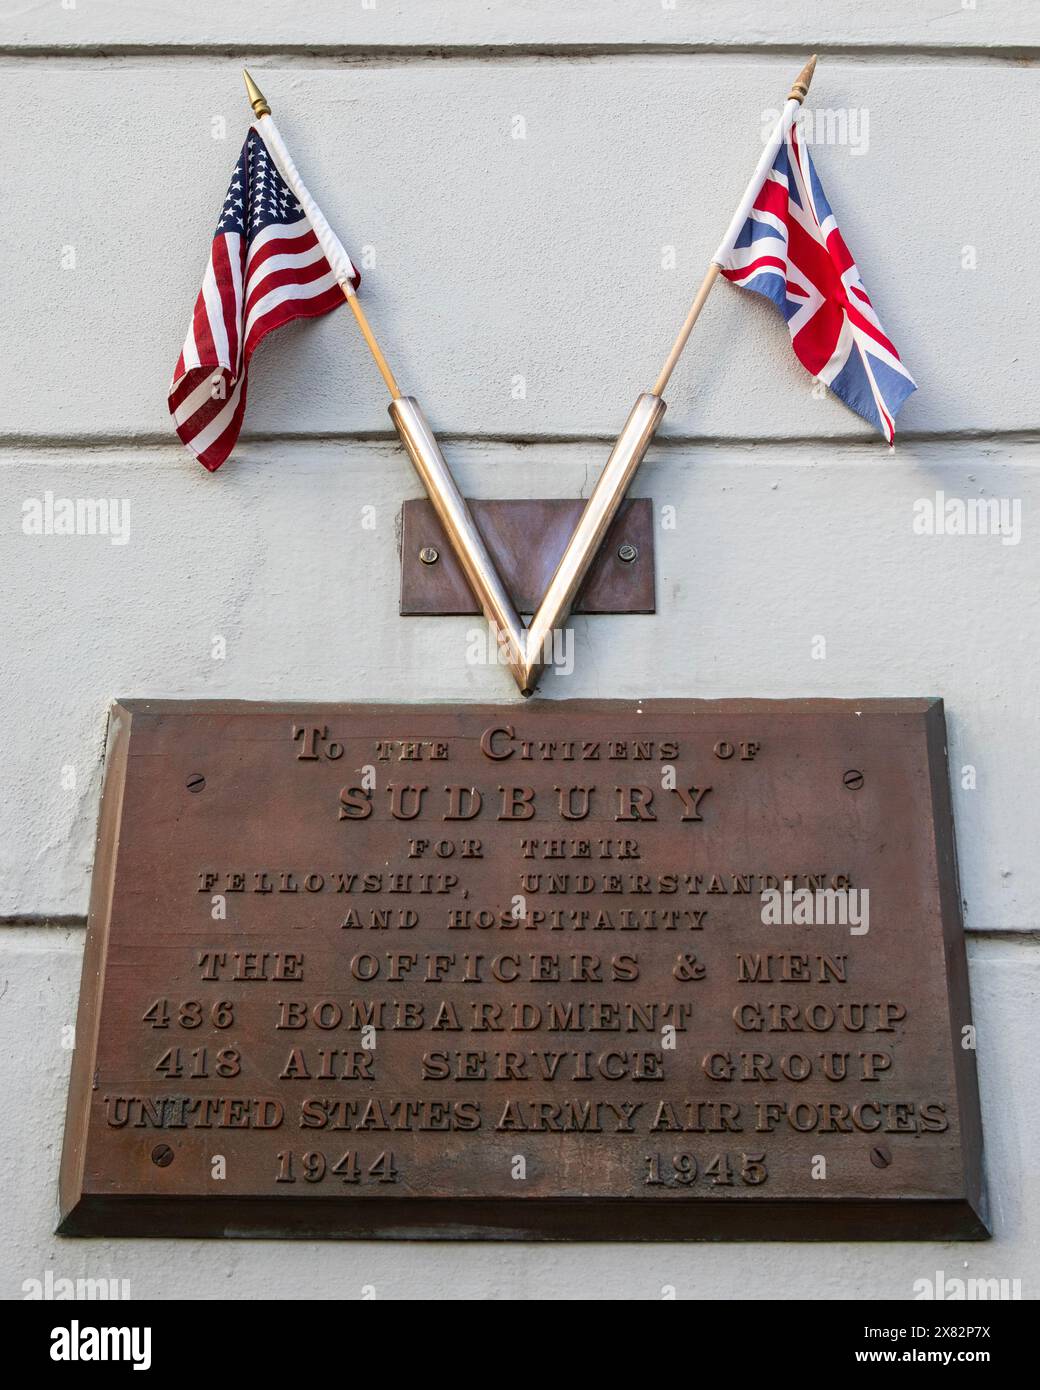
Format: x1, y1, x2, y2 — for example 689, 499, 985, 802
389, 392, 666, 696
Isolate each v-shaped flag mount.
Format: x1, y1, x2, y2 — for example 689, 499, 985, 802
234, 60, 829, 696
389, 393, 666, 696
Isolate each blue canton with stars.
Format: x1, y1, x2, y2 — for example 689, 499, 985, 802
215, 129, 304, 239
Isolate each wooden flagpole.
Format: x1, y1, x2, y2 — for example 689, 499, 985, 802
242, 69, 401, 398
651, 55, 818, 397
343, 296, 401, 398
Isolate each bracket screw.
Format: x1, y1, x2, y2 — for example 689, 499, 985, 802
185, 773, 206, 793
419, 546, 439, 565
869, 1144, 892, 1169
617, 543, 638, 564
151, 1144, 174, 1167
843, 769, 864, 790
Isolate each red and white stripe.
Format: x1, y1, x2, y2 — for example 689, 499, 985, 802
714, 109, 916, 445
169, 124, 357, 472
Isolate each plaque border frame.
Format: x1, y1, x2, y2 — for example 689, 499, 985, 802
58, 697, 988, 1242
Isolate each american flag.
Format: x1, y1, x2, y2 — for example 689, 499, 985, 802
169, 122, 359, 471
715, 124, 915, 444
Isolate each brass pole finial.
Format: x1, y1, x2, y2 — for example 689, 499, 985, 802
243, 68, 271, 118
788, 54, 818, 104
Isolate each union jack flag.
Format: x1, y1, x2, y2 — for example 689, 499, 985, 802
169, 123, 359, 471
715, 125, 915, 444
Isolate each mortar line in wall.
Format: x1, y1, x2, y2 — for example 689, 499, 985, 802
0, 44, 1037, 67
2, 430, 1040, 456
966, 928, 1040, 944
0, 917, 86, 928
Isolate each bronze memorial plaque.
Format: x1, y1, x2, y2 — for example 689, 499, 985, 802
59, 698, 987, 1240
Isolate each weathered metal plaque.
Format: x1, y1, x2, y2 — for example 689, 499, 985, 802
59, 699, 987, 1240
399, 498, 655, 615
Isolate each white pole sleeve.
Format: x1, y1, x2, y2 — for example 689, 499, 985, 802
712, 98, 801, 267
255, 115, 360, 294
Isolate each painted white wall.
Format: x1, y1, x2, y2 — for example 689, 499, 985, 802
4, 62, 1037, 440
2, 1, 1037, 51
1, 2, 1035, 1300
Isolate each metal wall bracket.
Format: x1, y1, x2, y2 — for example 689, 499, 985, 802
400, 497, 655, 616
